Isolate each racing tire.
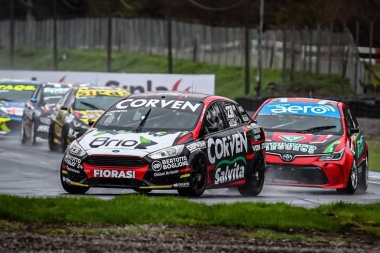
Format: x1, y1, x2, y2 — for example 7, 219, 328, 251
337, 160, 358, 194
133, 189, 152, 194
30, 121, 37, 145
20, 121, 27, 145
60, 165, 90, 194
48, 123, 59, 152
238, 153, 265, 196
358, 156, 369, 192
61, 126, 69, 153
177, 155, 207, 197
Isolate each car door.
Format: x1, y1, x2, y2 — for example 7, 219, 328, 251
343, 106, 365, 162
54, 90, 75, 140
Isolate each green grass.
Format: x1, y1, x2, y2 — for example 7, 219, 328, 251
0, 194, 338, 231
368, 139, 380, 172
1, 194, 380, 237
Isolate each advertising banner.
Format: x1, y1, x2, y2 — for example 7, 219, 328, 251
0, 70, 215, 95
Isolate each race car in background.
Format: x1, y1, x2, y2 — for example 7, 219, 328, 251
59, 91, 266, 197
49, 86, 130, 152
21, 82, 73, 145
0, 79, 42, 133
0, 102, 11, 135
252, 97, 368, 194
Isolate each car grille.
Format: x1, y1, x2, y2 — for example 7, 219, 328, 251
85, 156, 147, 167
266, 164, 328, 185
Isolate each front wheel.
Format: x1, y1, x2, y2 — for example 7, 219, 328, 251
238, 153, 265, 196
60, 165, 90, 194
30, 121, 37, 145
177, 155, 207, 197
337, 160, 358, 194
61, 126, 69, 153
20, 121, 27, 145
48, 123, 59, 151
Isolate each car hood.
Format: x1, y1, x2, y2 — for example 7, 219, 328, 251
265, 131, 343, 155
78, 128, 192, 156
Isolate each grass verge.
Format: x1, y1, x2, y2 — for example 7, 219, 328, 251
1, 194, 380, 237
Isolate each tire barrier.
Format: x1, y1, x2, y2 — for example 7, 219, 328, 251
235, 96, 380, 119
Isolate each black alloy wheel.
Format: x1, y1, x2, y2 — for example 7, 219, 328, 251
177, 155, 207, 197
48, 123, 59, 151
238, 153, 265, 196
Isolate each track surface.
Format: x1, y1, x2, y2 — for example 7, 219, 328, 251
1, 134, 380, 208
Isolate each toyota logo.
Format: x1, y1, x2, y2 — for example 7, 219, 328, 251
282, 153, 294, 162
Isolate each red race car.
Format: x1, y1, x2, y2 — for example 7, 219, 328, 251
252, 97, 368, 194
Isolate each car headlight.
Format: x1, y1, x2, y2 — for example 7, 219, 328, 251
148, 145, 184, 159
319, 148, 345, 161
68, 141, 87, 157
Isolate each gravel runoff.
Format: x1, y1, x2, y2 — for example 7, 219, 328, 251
1, 223, 380, 253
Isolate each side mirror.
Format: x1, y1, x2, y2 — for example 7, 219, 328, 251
30, 98, 37, 103
350, 127, 359, 134
88, 118, 97, 127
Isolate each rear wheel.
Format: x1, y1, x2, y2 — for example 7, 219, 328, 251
177, 155, 207, 197
61, 126, 69, 153
60, 165, 90, 194
48, 123, 59, 151
238, 153, 265, 196
337, 160, 358, 194
358, 156, 369, 192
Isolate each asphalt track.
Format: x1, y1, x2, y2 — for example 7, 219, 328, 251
1, 133, 380, 208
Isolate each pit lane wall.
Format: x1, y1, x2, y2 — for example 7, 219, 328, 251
0, 70, 215, 95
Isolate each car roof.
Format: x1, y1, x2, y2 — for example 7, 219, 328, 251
266, 97, 340, 106
0, 79, 42, 86
126, 91, 213, 103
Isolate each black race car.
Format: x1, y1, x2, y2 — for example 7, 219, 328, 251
21, 82, 73, 145
60, 92, 266, 197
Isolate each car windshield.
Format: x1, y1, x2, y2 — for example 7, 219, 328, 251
0, 83, 39, 102
95, 99, 203, 132
43, 86, 71, 104
73, 96, 122, 111
255, 102, 343, 134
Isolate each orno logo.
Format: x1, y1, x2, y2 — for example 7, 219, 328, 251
151, 161, 162, 172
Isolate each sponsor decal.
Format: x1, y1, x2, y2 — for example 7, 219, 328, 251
207, 132, 248, 164
173, 182, 190, 188
3, 107, 23, 116
64, 154, 83, 169
279, 135, 305, 142
37, 125, 49, 132
76, 89, 129, 97
324, 140, 341, 153
44, 87, 70, 94
135, 136, 158, 149
186, 141, 206, 153
214, 156, 246, 184
94, 169, 135, 178
89, 137, 138, 148
115, 99, 201, 113
151, 156, 188, 171
259, 102, 340, 118
67, 166, 81, 174
154, 170, 179, 177
265, 142, 317, 154
0, 84, 36, 91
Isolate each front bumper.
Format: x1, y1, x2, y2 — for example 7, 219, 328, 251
265, 154, 349, 188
